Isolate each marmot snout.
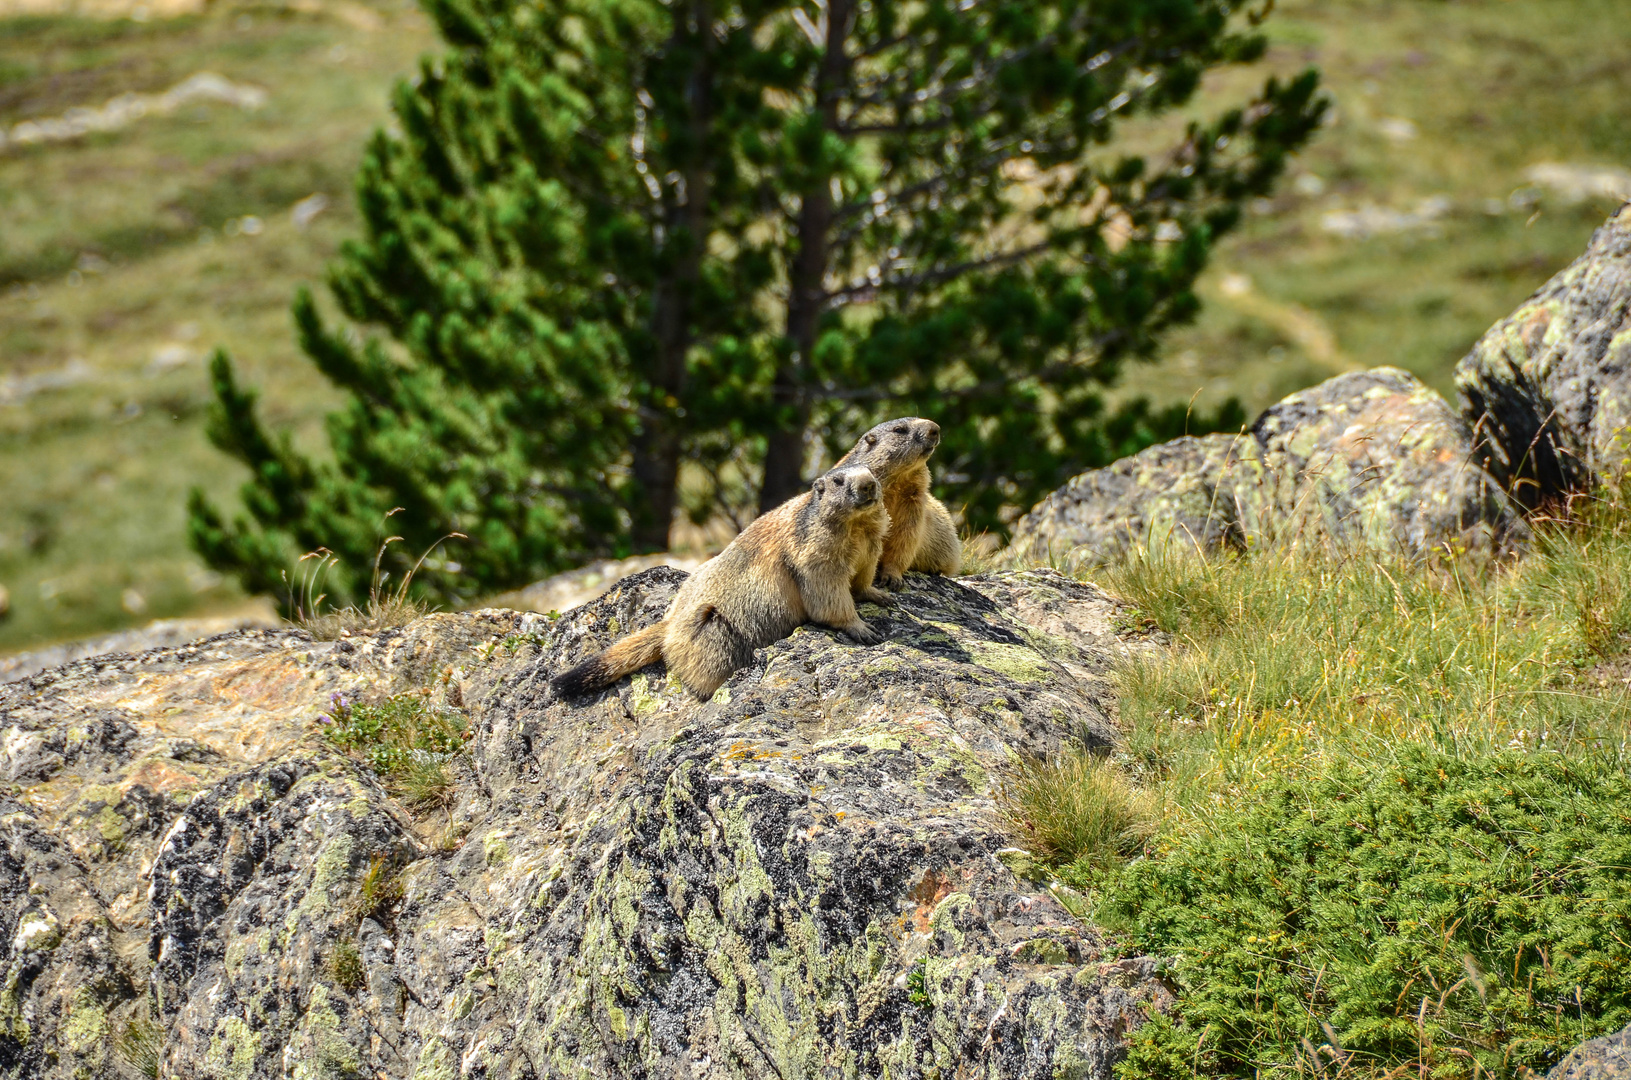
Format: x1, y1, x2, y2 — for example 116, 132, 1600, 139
835, 416, 961, 588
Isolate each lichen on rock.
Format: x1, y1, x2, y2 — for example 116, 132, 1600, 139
0, 569, 1171, 1079
1456, 202, 1631, 507
1009, 367, 1524, 566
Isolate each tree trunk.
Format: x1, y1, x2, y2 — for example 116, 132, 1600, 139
758, 0, 852, 513
629, 0, 714, 551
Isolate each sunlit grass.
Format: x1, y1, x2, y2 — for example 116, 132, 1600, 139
999, 488, 1631, 1079
1096, 487, 1631, 830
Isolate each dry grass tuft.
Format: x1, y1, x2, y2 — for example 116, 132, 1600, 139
290, 526, 462, 641
329, 939, 365, 993
999, 748, 1157, 875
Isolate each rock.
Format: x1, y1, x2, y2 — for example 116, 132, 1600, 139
0, 610, 279, 684
0, 568, 1172, 1079
1005, 434, 1244, 565
1231, 367, 1523, 556
1546, 1022, 1631, 1080
482, 552, 708, 617
1456, 203, 1631, 507
1009, 367, 1523, 565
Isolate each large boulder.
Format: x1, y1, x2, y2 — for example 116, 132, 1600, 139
0, 568, 1173, 1080
1009, 368, 1524, 565
1546, 1022, 1631, 1080
1456, 203, 1631, 507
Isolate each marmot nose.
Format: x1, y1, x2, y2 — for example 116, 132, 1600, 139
922, 421, 940, 445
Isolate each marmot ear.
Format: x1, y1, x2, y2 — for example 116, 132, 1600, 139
864, 433, 878, 448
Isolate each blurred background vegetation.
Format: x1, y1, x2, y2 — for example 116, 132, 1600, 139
1, 0, 1628, 653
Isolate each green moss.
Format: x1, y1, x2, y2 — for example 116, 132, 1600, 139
483, 833, 510, 867
606, 1004, 628, 1039
306, 832, 357, 916
291, 984, 362, 1080
926, 893, 972, 947
61, 989, 108, 1062
0, 964, 27, 1044
627, 674, 669, 717
411, 1037, 457, 1080
95, 804, 127, 850
966, 640, 1054, 682
204, 1016, 261, 1080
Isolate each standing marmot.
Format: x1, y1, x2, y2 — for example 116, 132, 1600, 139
552, 464, 891, 700
834, 417, 962, 589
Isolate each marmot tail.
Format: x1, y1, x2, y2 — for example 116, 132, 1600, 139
551, 621, 667, 698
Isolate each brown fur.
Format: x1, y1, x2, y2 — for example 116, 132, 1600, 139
834, 417, 962, 589
552, 465, 890, 701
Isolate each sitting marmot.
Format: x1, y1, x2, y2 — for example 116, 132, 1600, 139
552, 464, 890, 700
833, 417, 961, 589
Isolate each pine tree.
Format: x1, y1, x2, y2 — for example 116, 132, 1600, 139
730, 0, 1325, 511
190, 0, 1322, 608
190, 0, 768, 607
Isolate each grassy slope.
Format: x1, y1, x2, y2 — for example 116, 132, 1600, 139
0, 1, 435, 650
0, 0, 1627, 653
1139, 0, 1631, 413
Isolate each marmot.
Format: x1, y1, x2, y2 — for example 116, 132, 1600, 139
552, 464, 891, 701
833, 417, 962, 589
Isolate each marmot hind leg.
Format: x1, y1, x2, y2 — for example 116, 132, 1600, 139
664, 604, 757, 699
910, 498, 962, 576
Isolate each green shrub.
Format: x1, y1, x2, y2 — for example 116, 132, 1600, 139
321, 692, 467, 811
1100, 748, 1631, 1080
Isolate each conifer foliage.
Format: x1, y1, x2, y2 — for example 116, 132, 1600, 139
190, 0, 1323, 609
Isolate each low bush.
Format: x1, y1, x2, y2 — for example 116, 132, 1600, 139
321, 691, 467, 811
1099, 747, 1631, 1080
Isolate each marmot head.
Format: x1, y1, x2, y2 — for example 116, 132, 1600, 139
811, 465, 882, 519
840, 417, 941, 482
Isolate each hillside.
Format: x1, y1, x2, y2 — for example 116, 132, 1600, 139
1, 0, 1629, 653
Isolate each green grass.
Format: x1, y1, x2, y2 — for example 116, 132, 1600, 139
1002, 491, 1631, 1078
321, 689, 467, 812
1000, 749, 1158, 873
0, 0, 436, 652
1, 0, 1629, 656
1096, 492, 1631, 825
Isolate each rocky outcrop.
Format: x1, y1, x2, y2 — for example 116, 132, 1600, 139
1546, 1021, 1631, 1080
0, 568, 1173, 1079
1009, 367, 1524, 565
1456, 202, 1631, 508
0, 612, 279, 684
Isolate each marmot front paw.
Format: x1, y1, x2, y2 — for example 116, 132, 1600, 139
877, 568, 906, 591
844, 621, 884, 646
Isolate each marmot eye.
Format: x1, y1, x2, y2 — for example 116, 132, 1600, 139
892, 425, 908, 434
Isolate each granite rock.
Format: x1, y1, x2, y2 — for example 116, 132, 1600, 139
1546, 1021, 1631, 1080
0, 568, 1173, 1079
1456, 203, 1631, 507
1009, 368, 1524, 565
